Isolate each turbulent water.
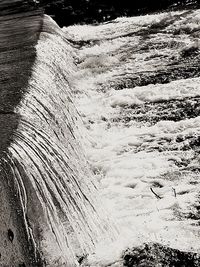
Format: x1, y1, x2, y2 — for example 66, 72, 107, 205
1, 2, 200, 266
64, 9, 200, 265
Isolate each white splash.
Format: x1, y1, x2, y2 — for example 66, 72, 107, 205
64, 8, 200, 265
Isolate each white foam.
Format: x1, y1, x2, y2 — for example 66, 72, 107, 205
66, 9, 200, 263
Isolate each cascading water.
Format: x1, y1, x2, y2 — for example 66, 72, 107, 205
0, 2, 118, 266
2, 1, 200, 266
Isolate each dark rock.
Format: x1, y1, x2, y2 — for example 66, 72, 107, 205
123, 243, 200, 267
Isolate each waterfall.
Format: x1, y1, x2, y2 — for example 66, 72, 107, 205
0, 2, 118, 266
2, 1, 200, 266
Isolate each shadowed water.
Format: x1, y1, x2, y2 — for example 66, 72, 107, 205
0, 1, 44, 266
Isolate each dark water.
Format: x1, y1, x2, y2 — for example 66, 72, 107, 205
40, 0, 199, 26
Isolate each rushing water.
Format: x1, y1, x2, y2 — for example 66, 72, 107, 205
64, 9, 200, 265
0, 4, 117, 266
1, 2, 200, 266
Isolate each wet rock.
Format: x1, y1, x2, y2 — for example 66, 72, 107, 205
123, 243, 200, 267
